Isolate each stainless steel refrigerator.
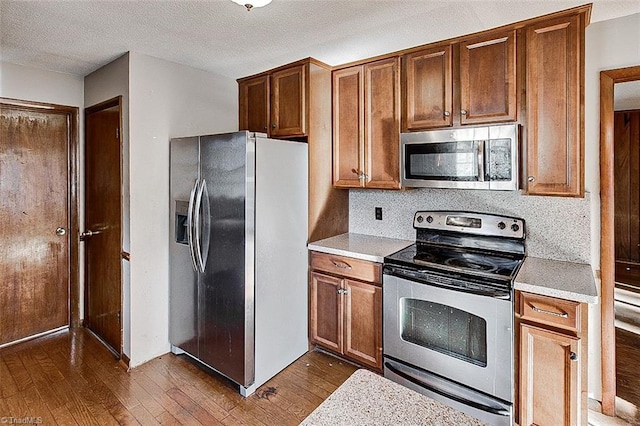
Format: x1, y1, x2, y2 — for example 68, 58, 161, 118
169, 131, 308, 396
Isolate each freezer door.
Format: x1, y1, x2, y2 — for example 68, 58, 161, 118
169, 136, 200, 357
198, 131, 254, 386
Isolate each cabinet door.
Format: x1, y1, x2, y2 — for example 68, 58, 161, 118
520, 324, 580, 426
364, 58, 401, 189
310, 272, 343, 353
343, 279, 382, 370
525, 15, 583, 196
460, 30, 516, 124
238, 75, 269, 134
333, 66, 364, 188
403, 44, 453, 130
271, 64, 306, 137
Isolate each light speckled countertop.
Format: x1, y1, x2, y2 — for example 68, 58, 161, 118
300, 369, 487, 426
307, 233, 412, 263
514, 256, 598, 304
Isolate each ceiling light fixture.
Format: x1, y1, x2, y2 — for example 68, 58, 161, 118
231, 0, 272, 11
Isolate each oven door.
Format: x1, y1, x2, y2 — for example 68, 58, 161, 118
383, 272, 513, 402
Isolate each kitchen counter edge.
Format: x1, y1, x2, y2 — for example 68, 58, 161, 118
514, 256, 599, 304
308, 233, 413, 264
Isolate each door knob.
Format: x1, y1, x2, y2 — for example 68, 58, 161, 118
80, 229, 101, 240
55, 227, 66, 236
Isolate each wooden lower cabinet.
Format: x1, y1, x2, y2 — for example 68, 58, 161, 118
517, 291, 588, 426
309, 269, 383, 370
519, 324, 580, 426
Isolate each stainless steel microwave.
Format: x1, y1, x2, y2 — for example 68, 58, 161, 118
401, 124, 519, 190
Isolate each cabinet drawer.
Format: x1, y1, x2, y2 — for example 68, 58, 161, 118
310, 251, 381, 284
518, 292, 581, 333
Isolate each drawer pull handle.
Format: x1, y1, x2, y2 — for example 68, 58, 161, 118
530, 304, 569, 318
331, 260, 352, 270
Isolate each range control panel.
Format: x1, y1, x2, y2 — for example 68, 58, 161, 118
413, 211, 525, 239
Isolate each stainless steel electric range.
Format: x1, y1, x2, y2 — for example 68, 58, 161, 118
383, 211, 525, 426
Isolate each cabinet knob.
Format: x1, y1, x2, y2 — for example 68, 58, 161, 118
444, 111, 451, 117
272, 123, 277, 129
461, 109, 467, 115
569, 352, 578, 361
527, 176, 535, 183
55, 227, 67, 236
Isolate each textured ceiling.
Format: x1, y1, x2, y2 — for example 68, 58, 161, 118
1, 0, 639, 79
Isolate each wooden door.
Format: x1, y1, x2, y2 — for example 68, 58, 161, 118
402, 44, 453, 130
525, 15, 583, 196
84, 98, 123, 355
520, 324, 580, 426
343, 280, 382, 370
271, 64, 306, 137
333, 66, 364, 188
364, 58, 401, 189
460, 30, 517, 124
614, 110, 640, 287
0, 100, 75, 345
309, 272, 343, 353
238, 75, 269, 134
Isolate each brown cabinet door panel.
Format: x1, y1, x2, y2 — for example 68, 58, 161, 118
310, 272, 343, 353
343, 280, 382, 370
403, 44, 453, 130
364, 58, 401, 189
519, 324, 580, 426
333, 66, 364, 188
525, 15, 583, 196
238, 76, 269, 134
1, 103, 71, 345
271, 64, 306, 137
460, 30, 517, 124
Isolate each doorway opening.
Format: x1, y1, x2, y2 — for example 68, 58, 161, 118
600, 65, 640, 421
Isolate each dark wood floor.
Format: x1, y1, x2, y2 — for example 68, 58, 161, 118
616, 327, 640, 425
0, 328, 357, 425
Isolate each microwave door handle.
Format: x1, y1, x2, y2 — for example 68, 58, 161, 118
477, 140, 485, 182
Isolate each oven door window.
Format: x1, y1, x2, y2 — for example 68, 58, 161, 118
405, 141, 481, 181
400, 298, 487, 367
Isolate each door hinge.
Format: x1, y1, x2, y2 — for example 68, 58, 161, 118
116, 127, 120, 140
116, 311, 121, 324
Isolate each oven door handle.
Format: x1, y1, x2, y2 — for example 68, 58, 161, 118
385, 361, 511, 417
383, 266, 511, 300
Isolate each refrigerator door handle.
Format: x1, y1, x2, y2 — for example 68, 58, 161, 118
187, 179, 199, 271
194, 179, 210, 273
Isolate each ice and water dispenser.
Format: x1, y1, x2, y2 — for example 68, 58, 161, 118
175, 200, 189, 245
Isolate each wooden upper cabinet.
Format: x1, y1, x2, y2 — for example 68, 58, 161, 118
403, 44, 453, 130
333, 57, 401, 189
364, 58, 401, 189
459, 30, 517, 124
333, 66, 364, 188
238, 75, 269, 133
525, 14, 584, 197
271, 64, 306, 137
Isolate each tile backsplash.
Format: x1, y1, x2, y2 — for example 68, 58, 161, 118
349, 188, 591, 263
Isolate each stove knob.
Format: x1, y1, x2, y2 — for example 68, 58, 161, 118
511, 223, 520, 232
416, 215, 424, 223
426, 216, 434, 224
497, 221, 506, 230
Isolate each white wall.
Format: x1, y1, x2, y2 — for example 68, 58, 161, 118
127, 52, 237, 367
585, 11, 640, 401
0, 61, 84, 107
84, 53, 131, 357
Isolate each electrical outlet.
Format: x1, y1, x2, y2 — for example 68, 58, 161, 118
375, 207, 382, 220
